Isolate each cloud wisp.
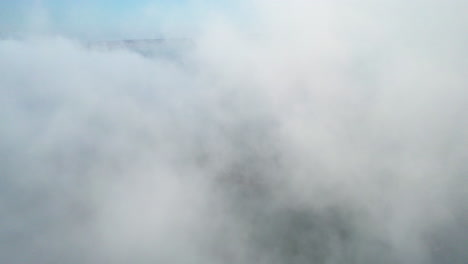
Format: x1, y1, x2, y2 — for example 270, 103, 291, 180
0, 1, 466, 263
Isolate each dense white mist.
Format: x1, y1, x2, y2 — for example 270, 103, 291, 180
0, 1, 467, 263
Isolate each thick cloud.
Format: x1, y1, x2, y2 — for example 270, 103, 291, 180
0, 1, 466, 263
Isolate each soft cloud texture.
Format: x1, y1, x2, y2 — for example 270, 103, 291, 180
0, 1, 466, 263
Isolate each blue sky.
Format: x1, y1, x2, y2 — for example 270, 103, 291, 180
0, 0, 239, 39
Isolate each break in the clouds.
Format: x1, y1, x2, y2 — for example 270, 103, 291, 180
0, 0, 467, 263
0, 0, 209, 39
